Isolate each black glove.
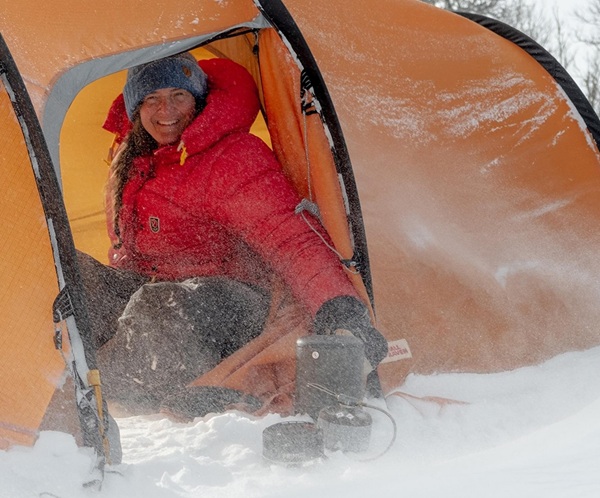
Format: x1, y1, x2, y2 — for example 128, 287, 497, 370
313, 296, 388, 368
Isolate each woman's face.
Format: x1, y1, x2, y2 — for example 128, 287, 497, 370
139, 87, 197, 146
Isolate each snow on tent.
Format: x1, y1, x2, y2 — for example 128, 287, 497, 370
1, 0, 600, 472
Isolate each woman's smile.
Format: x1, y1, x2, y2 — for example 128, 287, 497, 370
140, 88, 197, 145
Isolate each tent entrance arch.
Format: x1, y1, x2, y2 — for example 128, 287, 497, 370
57, 20, 374, 309
51, 10, 380, 451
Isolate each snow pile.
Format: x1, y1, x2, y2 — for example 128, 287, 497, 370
3, 345, 600, 498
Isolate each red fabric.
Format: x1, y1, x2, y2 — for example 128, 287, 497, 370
106, 58, 360, 316
102, 93, 131, 142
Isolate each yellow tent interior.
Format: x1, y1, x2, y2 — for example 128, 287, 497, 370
1, 0, 600, 452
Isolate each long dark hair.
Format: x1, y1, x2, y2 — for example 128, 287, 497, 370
109, 109, 157, 248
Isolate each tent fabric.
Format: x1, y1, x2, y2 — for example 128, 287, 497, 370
0, 38, 96, 452
0, 82, 64, 448
256, 28, 373, 311
1, 0, 600, 451
459, 12, 600, 147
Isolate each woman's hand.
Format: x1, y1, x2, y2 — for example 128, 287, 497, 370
313, 296, 389, 368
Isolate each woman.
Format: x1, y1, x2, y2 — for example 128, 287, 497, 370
90, 52, 387, 416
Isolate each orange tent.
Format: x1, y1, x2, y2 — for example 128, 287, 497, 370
1, 0, 600, 468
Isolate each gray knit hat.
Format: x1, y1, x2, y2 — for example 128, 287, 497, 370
123, 52, 208, 120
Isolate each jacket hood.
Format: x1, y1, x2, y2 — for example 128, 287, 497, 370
180, 58, 260, 157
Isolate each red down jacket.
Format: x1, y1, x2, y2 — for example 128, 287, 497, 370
104, 58, 360, 316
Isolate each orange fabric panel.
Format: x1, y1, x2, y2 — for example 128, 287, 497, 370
284, 0, 600, 389
0, 0, 260, 113
0, 86, 65, 448
258, 29, 372, 310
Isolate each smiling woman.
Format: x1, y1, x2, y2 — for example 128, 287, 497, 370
74, 51, 387, 418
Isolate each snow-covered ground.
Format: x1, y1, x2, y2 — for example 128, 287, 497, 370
2, 344, 600, 497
